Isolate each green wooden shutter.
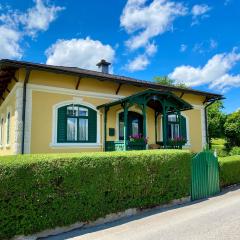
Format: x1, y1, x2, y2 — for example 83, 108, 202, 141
88, 107, 97, 142
180, 115, 187, 141
57, 106, 67, 143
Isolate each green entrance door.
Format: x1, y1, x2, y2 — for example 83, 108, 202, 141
119, 111, 143, 140
191, 151, 220, 201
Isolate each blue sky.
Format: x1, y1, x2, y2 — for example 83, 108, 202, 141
0, 0, 239, 113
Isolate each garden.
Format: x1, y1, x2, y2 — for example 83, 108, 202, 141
208, 101, 240, 157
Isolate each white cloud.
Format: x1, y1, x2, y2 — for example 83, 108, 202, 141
125, 42, 157, 71
193, 39, 218, 54
145, 42, 158, 56
180, 44, 187, 52
120, 0, 187, 51
0, 0, 63, 59
169, 49, 240, 92
45, 37, 115, 70
191, 4, 211, 16
210, 39, 218, 49
125, 54, 150, 72
19, 0, 64, 36
0, 25, 22, 59
191, 4, 211, 26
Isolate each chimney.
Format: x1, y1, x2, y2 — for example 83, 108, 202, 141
96, 59, 111, 74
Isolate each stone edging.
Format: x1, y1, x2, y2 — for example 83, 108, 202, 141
13, 196, 191, 240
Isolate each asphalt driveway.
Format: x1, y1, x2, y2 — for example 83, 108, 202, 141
44, 186, 240, 240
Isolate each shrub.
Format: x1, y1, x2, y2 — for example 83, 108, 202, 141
224, 110, 240, 147
219, 155, 240, 187
0, 150, 191, 239
230, 147, 240, 156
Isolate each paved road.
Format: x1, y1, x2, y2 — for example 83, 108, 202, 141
45, 187, 240, 240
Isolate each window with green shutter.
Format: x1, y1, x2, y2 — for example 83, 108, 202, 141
57, 104, 97, 143
167, 114, 187, 141
0, 118, 3, 146
6, 112, 10, 145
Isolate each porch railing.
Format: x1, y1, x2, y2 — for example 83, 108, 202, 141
156, 141, 184, 149
105, 141, 147, 151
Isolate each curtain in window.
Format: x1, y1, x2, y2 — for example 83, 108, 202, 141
132, 119, 139, 136
79, 118, 88, 141
119, 121, 124, 139
67, 118, 77, 141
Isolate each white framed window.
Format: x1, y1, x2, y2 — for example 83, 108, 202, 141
6, 112, 10, 145
51, 100, 101, 148
0, 117, 3, 146
57, 104, 95, 143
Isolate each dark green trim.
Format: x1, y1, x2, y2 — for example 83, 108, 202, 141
162, 100, 167, 148
142, 103, 146, 138
97, 89, 193, 111
123, 104, 128, 151
104, 107, 108, 151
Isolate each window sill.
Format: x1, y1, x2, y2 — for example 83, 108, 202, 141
50, 143, 102, 148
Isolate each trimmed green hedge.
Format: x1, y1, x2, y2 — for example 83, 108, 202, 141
219, 155, 240, 187
230, 147, 240, 156
0, 150, 191, 239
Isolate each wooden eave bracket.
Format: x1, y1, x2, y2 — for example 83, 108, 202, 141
75, 77, 81, 90
179, 92, 184, 98
116, 83, 122, 95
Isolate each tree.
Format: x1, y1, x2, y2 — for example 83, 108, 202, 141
224, 110, 240, 147
154, 76, 188, 89
208, 101, 226, 141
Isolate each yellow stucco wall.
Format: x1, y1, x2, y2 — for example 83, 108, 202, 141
0, 68, 206, 154
184, 109, 203, 152
0, 91, 16, 156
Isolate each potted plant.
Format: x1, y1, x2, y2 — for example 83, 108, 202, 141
128, 134, 148, 150
168, 136, 186, 149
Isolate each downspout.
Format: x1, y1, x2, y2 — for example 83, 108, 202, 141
21, 69, 31, 154
204, 100, 217, 148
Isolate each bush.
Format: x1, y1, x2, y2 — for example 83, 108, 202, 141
224, 110, 240, 147
0, 150, 191, 239
213, 146, 228, 157
230, 147, 240, 156
219, 155, 240, 187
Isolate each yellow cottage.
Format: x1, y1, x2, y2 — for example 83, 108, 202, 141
0, 59, 223, 155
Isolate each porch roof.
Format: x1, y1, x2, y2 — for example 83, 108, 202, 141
97, 89, 193, 112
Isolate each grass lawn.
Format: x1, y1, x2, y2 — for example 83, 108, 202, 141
211, 138, 228, 157
211, 138, 226, 146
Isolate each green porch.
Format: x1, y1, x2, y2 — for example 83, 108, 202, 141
97, 89, 193, 151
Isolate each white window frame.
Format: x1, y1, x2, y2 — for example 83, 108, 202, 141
6, 111, 11, 147
0, 116, 4, 148
50, 100, 101, 148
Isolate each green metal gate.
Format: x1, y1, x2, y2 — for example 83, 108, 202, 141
191, 151, 220, 201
